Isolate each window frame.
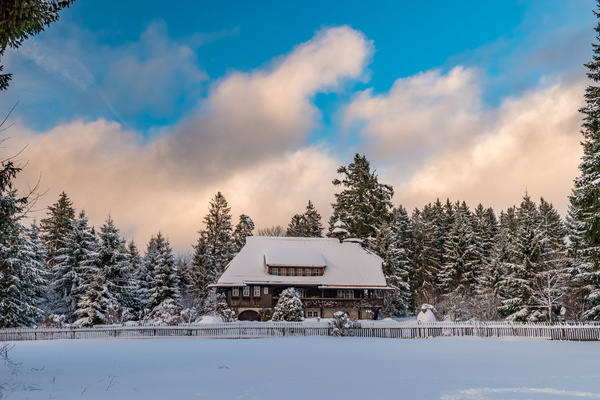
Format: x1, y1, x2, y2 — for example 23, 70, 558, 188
243, 286, 250, 297
232, 287, 239, 297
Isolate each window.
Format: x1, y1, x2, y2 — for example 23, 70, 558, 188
281, 268, 287, 276
263, 287, 269, 295
272, 267, 278, 275
337, 290, 354, 299
289, 268, 295, 276
313, 268, 319, 276
243, 286, 250, 297
232, 287, 239, 297
254, 286, 260, 297
307, 311, 319, 318
297, 268, 302, 276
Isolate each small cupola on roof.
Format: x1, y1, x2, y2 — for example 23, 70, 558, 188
331, 220, 348, 241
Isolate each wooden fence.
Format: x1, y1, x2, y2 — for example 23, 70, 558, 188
1, 321, 599, 342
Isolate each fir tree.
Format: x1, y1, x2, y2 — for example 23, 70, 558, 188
500, 195, 543, 321
410, 206, 441, 308
568, 0, 600, 320
438, 202, 478, 296
286, 214, 305, 237
74, 273, 116, 326
272, 288, 303, 321
148, 233, 181, 313
233, 214, 254, 253
329, 154, 393, 246
0, 159, 46, 327
373, 206, 412, 317
286, 200, 323, 237
127, 240, 148, 314
50, 210, 98, 321
95, 215, 132, 309
39, 192, 75, 267
189, 192, 235, 308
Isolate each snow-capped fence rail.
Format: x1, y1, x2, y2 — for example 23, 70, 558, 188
1, 321, 599, 342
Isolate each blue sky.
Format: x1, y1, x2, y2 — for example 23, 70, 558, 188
1, 0, 595, 250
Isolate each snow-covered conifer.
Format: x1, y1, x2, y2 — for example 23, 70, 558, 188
189, 192, 235, 308
233, 214, 254, 253
410, 206, 441, 308
373, 206, 411, 317
39, 192, 75, 267
568, 1, 600, 320
272, 288, 303, 321
50, 210, 98, 321
96, 215, 133, 310
329, 154, 393, 246
148, 233, 182, 314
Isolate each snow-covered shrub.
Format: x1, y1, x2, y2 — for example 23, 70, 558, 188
104, 304, 134, 324
435, 293, 474, 322
180, 307, 198, 323
41, 313, 66, 328
151, 299, 183, 326
417, 304, 437, 323
330, 311, 356, 337
272, 288, 303, 321
214, 293, 237, 322
258, 308, 273, 321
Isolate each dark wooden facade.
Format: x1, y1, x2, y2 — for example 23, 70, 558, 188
218, 285, 384, 320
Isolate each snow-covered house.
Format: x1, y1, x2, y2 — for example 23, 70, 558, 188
212, 236, 388, 321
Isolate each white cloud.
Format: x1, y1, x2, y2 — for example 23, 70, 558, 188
343, 67, 485, 177
390, 81, 583, 214
10, 26, 370, 251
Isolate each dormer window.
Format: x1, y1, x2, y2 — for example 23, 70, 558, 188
267, 266, 323, 276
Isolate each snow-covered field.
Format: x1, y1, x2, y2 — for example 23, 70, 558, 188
2, 337, 599, 400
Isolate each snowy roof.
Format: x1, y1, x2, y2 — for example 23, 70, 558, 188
215, 236, 387, 289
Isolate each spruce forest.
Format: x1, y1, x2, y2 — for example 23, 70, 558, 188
1, 3, 600, 329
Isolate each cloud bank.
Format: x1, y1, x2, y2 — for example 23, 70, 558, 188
5, 22, 585, 252
11, 26, 370, 251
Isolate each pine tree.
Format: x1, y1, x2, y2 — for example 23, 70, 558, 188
50, 210, 98, 321
500, 194, 543, 321
95, 215, 132, 310
329, 154, 393, 246
39, 192, 75, 267
303, 200, 323, 237
286, 200, 324, 237
286, 214, 305, 237
531, 198, 569, 322
568, 0, 600, 321
438, 202, 478, 296
148, 233, 181, 313
189, 192, 235, 308
126, 240, 147, 315
0, 159, 46, 327
410, 206, 441, 308
74, 273, 116, 326
233, 214, 254, 253
272, 288, 303, 321
373, 206, 412, 317
472, 204, 499, 279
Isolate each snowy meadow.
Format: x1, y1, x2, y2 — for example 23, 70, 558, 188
2, 337, 599, 400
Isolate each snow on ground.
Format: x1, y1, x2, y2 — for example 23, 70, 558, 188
2, 337, 599, 400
